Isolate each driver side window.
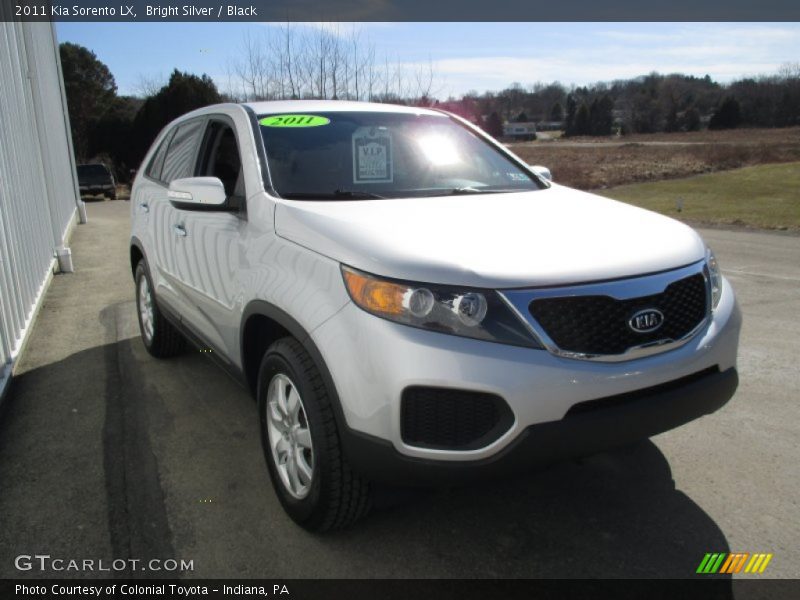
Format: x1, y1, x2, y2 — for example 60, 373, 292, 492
197, 120, 244, 205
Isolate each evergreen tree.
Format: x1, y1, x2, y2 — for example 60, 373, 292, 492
132, 70, 222, 164
665, 106, 679, 132
709, 97, 741, 130
483, 111, 504, 138
589, 95, 614, 135
564, 94, 577, 136
681, 107, 701, 131
574, 103, 590, 136
59, 43, 117, 161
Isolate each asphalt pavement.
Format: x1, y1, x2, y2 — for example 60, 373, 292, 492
0, 200, 797, 580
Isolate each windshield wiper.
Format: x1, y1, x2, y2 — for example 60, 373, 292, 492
449, 186, 484, 194
334, 189, 385, 199
447, 187, 520, 195
281, 190, 385, 200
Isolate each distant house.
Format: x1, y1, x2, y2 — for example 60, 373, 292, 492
503, 121, 537, 141
535, 120, 564, 132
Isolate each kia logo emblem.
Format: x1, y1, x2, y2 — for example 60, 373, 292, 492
628, 308, 664, 333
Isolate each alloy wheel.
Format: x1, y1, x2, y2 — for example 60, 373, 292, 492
265, 373, 315, 499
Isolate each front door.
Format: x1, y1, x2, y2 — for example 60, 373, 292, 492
171, 118, 248, 362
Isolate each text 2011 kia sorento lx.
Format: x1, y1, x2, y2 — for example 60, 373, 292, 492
130, 101, 741, 531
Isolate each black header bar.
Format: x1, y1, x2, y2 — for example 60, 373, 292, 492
5, 0, 800, 22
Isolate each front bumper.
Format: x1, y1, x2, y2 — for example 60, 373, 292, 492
341, 366, 738, 485
311, 274, 741, 467
80, 185, 114, 195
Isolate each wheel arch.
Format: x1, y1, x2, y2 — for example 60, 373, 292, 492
240, 301, 347, 432
130, 236, 147, 278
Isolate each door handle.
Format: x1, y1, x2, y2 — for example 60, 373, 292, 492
173, 224, 187, 237
138, 202, 149, 213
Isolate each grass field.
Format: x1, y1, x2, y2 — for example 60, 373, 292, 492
597, 162, 800, 231
510, 127, 800, 190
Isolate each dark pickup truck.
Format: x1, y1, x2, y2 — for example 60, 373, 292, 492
77, 163, 116, 199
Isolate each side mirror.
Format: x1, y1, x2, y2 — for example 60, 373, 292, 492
168, 177, 228, 209
529, 165, 552, 182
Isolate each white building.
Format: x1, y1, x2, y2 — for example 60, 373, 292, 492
0, 16, 85, 401
502, 121, 537, 141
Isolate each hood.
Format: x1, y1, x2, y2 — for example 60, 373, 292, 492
274, 184, 706, 289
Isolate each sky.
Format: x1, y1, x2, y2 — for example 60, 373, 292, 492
56, 22, 800, 98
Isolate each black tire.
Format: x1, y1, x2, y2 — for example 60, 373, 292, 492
134, 260, 185, 358
257, 337, 371, 531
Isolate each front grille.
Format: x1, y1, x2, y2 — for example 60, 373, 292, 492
529, 273, 707, 356
401, 387, 514, 450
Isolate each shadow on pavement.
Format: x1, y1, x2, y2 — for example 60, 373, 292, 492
0, 336, 732, 585
356, 441, 730, 580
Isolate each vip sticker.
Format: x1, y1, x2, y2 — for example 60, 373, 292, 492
352, 127, 393, 183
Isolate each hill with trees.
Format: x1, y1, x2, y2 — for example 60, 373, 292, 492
446, 67, 800, 137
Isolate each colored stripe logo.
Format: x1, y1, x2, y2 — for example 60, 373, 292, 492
697, 553, 773, 574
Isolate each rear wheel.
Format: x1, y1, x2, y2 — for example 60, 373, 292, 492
257, 337, 371, 531
134, 260, 185, 358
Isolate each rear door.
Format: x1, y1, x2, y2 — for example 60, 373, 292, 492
135, 127, 175, 308
146, 118, 205, 317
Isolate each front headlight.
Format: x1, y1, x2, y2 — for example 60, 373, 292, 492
341, 266, 541, 348
706, 247, 723, 310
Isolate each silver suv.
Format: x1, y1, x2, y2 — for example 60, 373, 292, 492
130, 100, 741, 531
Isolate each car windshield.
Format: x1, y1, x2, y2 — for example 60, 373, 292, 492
258, 111, 543, 200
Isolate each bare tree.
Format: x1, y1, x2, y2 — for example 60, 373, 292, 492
227, 23, 439, 104
411, 57, 435, 104
133, 73, 166, 98
349, 27, 360, 100
778, 62, 800, 80
327, 25, 342, 99
233, 30, 267, 100
281, 22, 299, 98
364, 44, 379, 101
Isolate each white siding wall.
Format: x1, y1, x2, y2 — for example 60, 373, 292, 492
0, 16, 82, 398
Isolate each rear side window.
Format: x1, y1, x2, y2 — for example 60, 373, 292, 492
145, 129, 174, 182
161, 119, 204, 183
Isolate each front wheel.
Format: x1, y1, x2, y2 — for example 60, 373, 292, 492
257, 337, 371, 531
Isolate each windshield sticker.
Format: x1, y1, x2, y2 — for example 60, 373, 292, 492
352, 127, 392, 184
259, 115, 330, 127
507, 172, 529, 181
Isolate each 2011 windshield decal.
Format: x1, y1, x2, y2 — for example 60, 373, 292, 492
259, 115, 330, 127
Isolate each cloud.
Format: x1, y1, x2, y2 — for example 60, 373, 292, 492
416, 55, 790, 98
416, 24, 800, 95
599, 24, 798, 45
